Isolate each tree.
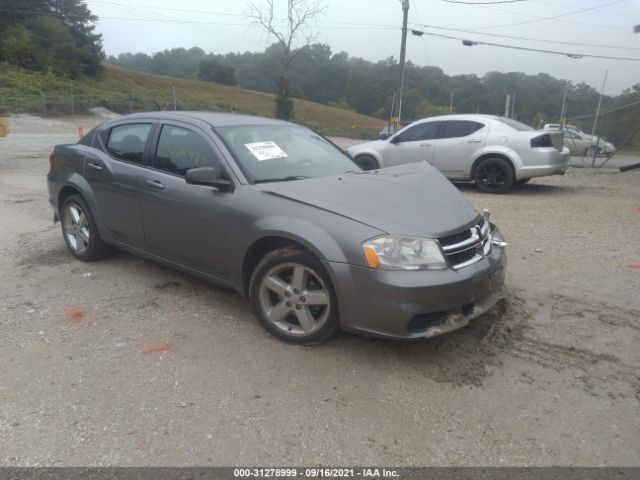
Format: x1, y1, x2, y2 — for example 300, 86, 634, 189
198, 58, 237, 86
0, 0, 104, 77
248, 0, 326, 120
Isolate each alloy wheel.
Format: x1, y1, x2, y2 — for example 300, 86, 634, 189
476, 160, 508, 192
258, 263, 331, 336
63, 203, 90, 255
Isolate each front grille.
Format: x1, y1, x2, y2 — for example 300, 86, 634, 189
438, 218, 491, 269
446, 248, 477, 266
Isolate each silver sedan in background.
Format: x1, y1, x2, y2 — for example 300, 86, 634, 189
348, 114, 570, 193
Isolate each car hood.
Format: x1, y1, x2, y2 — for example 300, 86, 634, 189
256, 163, 479, 238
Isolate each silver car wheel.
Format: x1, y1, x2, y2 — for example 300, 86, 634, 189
258, 262, 331, 336
63, 203, 90, 254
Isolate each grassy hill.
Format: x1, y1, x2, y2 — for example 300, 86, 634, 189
0, 64, 385, 138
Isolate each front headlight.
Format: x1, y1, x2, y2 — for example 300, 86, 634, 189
362, 236, 448, 271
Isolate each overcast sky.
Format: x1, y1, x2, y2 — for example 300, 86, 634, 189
87, 0, 640, 95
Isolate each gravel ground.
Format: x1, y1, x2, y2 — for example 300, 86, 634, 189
0, 115, 639, 466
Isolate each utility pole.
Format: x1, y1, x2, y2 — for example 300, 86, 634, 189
449, 92, 454, 113
70, 80, 74, 116
590, 70, 608, 167
391, 0, 409, 132
559, 84, 568, 129
172, 86, 177, 111
504, 94, 511, 118
511, 92, 516, 119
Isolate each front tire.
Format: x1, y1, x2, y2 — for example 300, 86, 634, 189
354, 154, 379, 171
474, 157, 514, 193
249, 247, 340, 344
61, 194, 111, 261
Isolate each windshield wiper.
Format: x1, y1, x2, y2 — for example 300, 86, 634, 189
254, 175, 310, 184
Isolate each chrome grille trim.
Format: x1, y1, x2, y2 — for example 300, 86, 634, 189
438, 218, 492, 270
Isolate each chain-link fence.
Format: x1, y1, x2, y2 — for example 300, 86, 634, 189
0, 93, 242, 117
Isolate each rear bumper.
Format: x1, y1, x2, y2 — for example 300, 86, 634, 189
327, 241, 506, 340
517, 148, 570, 180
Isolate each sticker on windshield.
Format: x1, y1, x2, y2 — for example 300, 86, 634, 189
244, 141, 288, 161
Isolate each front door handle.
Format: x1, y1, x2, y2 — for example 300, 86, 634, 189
468, 139, 482, 144
145, 179, 165, 189
87, 162, 102, 171
419, 143, 432, 147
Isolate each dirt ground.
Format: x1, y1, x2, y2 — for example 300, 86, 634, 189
0, 115, 639, 466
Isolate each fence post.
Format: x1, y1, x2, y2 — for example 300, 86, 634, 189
15, 96, 19, 114
42, 95, 47, 116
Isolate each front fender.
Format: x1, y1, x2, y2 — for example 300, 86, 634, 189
249, 215, 351, 264
348, 146, 385, 167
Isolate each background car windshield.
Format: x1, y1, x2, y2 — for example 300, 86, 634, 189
218, 125, 359, 182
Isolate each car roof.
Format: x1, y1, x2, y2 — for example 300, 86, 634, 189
111, 111, 294, 128
412, 114, 502, 122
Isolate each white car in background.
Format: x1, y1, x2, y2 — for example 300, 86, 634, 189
348, 114, 571, 193
544, 123, 616, 157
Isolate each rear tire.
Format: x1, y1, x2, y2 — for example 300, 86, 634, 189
61, 194, 111, 261
249, 246, 340, 344
474, 157, 514, 194
354, 155, 380, 171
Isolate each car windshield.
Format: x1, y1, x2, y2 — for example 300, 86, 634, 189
217, 124, 359, 183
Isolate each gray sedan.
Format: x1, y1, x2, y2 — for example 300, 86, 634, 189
47, 112, 507, 344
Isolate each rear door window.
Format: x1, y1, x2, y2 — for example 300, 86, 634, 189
439, 121, 484, 139
154, 125, 221, 176
105, 124, 152, 164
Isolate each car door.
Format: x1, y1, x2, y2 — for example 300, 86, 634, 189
383, 121, 442, 167
84, 122, 153, 244
141, 121, 239, 280
432, 120, 488, 179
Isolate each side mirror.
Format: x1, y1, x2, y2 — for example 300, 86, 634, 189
389, 135, 401, 144
185, 167, 234, 192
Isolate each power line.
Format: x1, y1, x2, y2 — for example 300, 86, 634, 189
411, 29, 640, 61
569, 99, 640, 120
409, 22, 640, 51
442, 0, 527, 3
472, 0, 632, 30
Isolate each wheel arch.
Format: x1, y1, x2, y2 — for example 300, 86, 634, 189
471, 152, 517, 180
241, 234, 326, 298
353, 149, 384, 168
56, 175, 108, 238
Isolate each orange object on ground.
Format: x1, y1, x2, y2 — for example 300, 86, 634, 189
78, 126, 84, 139
143, 342, 174, 354
628, 263, 640, 269
63, 307, 85, 318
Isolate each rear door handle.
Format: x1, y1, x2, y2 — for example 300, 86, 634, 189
419, 143, 432, 147
468, 139, 482, 144
87, 162, 103, 171
145, 179, 165, 189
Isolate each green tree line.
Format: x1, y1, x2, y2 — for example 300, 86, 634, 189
108, 44, 639, 148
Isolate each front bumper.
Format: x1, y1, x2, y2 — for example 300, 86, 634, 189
327, 240, 506, 340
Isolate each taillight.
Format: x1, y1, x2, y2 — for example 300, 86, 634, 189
49, 152, 55, 167
530, 134, 553, 148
